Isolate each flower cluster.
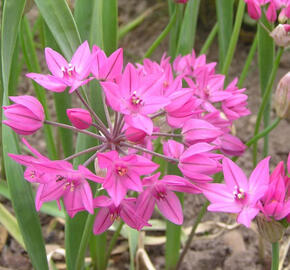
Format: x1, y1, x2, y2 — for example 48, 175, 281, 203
5, 40, 276, 235
245, 0, 290, 22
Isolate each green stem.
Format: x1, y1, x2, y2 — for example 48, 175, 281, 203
105, 221, 125, 267
74, 213, 96, 270
221, 0, 245, 76
118, 3, 163, 40
238, 33, 258, 88
252, 48, 284, 166
142, 7, 177, 60
246, 118, 281, 147
199, 23, 218, 55
271, 242, 279, 270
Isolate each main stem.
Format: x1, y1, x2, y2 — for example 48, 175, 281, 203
271, 242, 279, 270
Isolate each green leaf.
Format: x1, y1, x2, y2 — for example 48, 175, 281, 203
102, 0, 118, 54
74, 0, 94, 41
176, 0, 201, 56
215, 0, 234, 69
33, 0, 81, 59
0, 202, 25, 248
1, 0, 48, 269
89, 0, 104, 48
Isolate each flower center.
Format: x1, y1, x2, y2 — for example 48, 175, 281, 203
130, 91, 143, 106
61, 63, 75, 77
233, 185, 245, 200
116, 166, 128, 176
156, 191, 167, 200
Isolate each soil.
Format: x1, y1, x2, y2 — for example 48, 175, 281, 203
0, 0, 289, 269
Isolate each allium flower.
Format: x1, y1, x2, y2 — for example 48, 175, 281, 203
3, 95, 44, 135
97, 151, 159, 206
202, 157, 270, 227
27, 41, 93, 93
136, 173, 200, 225
67, 108, 92, 129
101, 63, 169, 134
8, 139, 103, 217
259, 158, 290, 221
92, 196, 149, 234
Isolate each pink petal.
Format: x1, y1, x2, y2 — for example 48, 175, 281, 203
97, 151, 119, 169
123, 170, 143, 192
156, 190, 183, 225
124, 114, 153, 135
45, 47, 68, 77
237, 207, 259, 228
71, 41, 91, 77
222, 157, 248, 191
248, 156, 270, 200
130, 155, 159, 175
135, 189, 156, 223
26, 73, 67, 92
105, 48, 123, 80
78, 165, 104, 183
103, 172, 127, 206
93, 207, 114, 234
180, 143, 216, 160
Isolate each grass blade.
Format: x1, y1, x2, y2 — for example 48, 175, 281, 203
176, 0, 200, 56
102, 0, 118, 54
0, 202, 25, 248
215, 0, 234, 69
74, 0, 94, 41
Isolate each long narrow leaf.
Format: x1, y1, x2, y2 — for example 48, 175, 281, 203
102, 0, 118, 54
74, 0, 94, 41
34, 0, 81, 58
215, 0, 234, 69
176, 0, 200, 56
1, 0, 49, 269
89, 0, 104, 48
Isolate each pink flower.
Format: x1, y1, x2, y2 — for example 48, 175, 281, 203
202, 157, 270, 227
182, 118, 224, 145
97, 151, 159, 206
259, 159, 290, 221
101, 63, 169, 135
92, 196, 149, 234
136, 173, 199, 225
245, 0, 262, 20
27, 41, 93, 93
67, 108, 92, 129
214, 134, 246, 157
8, 139, 103, 217
91, 46, 123, 81
3, 95, 44, 135
163, 140, 184, 160
179, 143, 222, 181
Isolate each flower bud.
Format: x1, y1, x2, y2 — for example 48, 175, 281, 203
274, 72, 290, 119
175, 0, 188, 3
270, 24, 290, 47
256, 214, 285, 243
218, 134, 246, 156
3, 95, 44, 135
125, 127, 146, 143
66, 108, 92, 129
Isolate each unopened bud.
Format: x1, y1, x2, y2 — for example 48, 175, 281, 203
256, 214, 285, 243
274, 72, 290, 119
175, 0, 188, 3
270, 24, 290, 47
66, 108, 92, 129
